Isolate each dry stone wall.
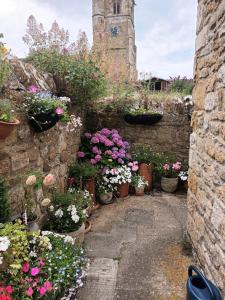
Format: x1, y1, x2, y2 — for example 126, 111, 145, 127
86, 101, 192, 163
0, 59, 81, 217
188, 0, 225, 294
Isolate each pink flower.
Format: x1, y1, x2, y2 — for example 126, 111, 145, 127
100, 128, 111, 136
55, 107, 64, 115
43, 174, 56, 186
105, 150, 112, 155
26, 287, 34, 297
43, 281, 52, 291
39, 287, 47, 296
118, 158, 124, 164
132, 165, 139, 172
28, 85, 39, 93
5, 286, 12, 294
31, 267, 40, 276
78, 151, 85, 158
85, 132, 92, 139
95, 155, 102, 162
39, 258, 45, 267
172, 162, 182, 171
163, 164, 170, 171
92, 147, 100, 154
22, 262, 30, 273
90, 159, 97, 165
91, 136, 100, 144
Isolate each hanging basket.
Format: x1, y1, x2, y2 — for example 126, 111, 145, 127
28, 111, 59, 133
124, 113, 163, 125
0, 119, 20, 140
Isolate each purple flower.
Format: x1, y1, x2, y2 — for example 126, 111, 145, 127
124, 141, 129, 149
95, 154, 102, 162
100, 128, 111, 136
90, 159, 97, 165
55, 107, 64, 115
118, 158, 124, 164
85, 132, 92, 139
111, 129, 118, 135
78, 151, 85, 158
91, 136, 100, 144
104, 139, 114, 147
112, 153, 118, 160
28, 85, 39, 93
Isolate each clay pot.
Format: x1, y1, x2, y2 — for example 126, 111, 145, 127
83, 178, 96, 205
0, 119, 20, 139
117, 182, 129, 198
138, 163, 153, 192
161, 177, 178, 193
67, 222, 85, 245
99, 192, 113, 205
135, 187, 145, 196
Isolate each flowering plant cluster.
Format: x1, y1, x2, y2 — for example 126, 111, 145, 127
0, 221, 86, 299
99, 166, 132, 193
24, 86, 82, 132
78, 128, 130, 167
158, 161, 182, 178
131, 175, 148, 189
45, 192, 84, 233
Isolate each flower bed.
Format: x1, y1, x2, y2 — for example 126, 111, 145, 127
0, 221, 86, 300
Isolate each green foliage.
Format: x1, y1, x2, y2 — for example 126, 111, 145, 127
68, 188, 93, 210
170, 77, 194, 95
125, 107, 163, 116
132, 145, 156, 164
0, 34, 10, 93
0, 176, 10, 223
26, 49, 106, 105
69, 162, 99, 179
131, 174, 146, 188
0, 221, 31, 275
0, 99, 15, 122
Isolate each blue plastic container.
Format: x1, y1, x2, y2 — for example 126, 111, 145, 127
186, 266, 222, 300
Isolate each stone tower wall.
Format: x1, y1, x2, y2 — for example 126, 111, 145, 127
188, 0, 225, 295
92, 0, 137, 81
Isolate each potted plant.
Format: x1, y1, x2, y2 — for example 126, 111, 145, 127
132, 145, 155, 192
179, 170, 188, 191
45, 192, 85, 245
24, 87, 72, 132
158, 161, 182, 193
131, 174, 148, 196
69, 162, 99, 207
124, 106, 163, 125
96, 181, 114, 205
0, 99, 20, 139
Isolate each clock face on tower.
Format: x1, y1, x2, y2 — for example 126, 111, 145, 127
111, 26, 119, 37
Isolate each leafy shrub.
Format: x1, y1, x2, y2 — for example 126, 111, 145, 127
69, 162, 99, 179
170, 76, 194, 95
0, 176, 10, 223
0, 34, 10, 94
132, 145, 156, 164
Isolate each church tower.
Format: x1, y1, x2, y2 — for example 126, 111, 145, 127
92, 0, 137, 82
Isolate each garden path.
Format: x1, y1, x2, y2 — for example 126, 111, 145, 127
77, 192, 193, 300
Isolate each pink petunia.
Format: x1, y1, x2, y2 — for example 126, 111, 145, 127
39, 287, 47, 296
78, 151, 85, 158
55, 107, 64, 115
31, 267, 40, 276
26, 287, 34, 297
22, 262, 30, 273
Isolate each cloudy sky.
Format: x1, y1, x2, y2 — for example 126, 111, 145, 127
0, 0, 197, 79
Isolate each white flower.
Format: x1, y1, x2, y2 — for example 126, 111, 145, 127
49, 205, 54, 212
30, 251, 37, 257
0, 237, 10, 252
64, 236, 75, 245
71, 214, 80, 223
55, 208, 63, 218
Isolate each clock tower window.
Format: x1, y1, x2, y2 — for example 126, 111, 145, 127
113, 0, 121, 15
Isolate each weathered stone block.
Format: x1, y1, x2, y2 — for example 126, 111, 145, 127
11, 152, 29, 171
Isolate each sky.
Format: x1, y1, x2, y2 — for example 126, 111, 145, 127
0, 0, 197, 79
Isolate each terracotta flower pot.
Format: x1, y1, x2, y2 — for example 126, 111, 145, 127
138, 163, 153, 192
135, 187, 145, 196
0, 119, 20, 140
99, 192, 113, 205
67, 222, 85, 245
117, 182, 129, 198
83, 178, 96, 205
161, 177, 178, 193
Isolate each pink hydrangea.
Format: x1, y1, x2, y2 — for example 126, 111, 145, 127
100, 128, 111, 136
78, 151, 85, 158
95, 155, 102, 162
90, 159, 97, 165
91, 136, 100, 144
85, 132, 92, 139
92, 147, 101, 154
163, 164, 170, 171
118, 158, 124, 164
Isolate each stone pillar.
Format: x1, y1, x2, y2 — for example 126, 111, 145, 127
188, 0, 225, 295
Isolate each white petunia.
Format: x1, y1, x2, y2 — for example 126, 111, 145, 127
55, 208, 63, 218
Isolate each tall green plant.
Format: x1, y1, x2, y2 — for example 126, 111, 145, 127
0, 176, 10, 223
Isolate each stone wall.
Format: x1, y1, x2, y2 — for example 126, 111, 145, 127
0, 60, 81, 217
188, 0, 225, 294
86, 100, 191, 163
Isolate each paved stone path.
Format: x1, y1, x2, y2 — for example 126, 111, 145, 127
77, 192, 193, 300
